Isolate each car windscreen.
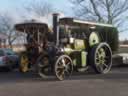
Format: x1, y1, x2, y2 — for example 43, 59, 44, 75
0, 50, 4, 56
4, 49, 16, 55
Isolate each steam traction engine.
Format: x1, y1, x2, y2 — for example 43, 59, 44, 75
15, 14, 114, 80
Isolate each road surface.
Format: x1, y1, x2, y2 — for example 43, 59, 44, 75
0, 66, 128, 96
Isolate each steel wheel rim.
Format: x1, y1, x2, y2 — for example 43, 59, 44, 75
55, 55, 73, 81
95, 45, 112, 73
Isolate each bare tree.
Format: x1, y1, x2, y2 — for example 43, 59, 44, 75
70, 0, 128, 31
0, 13, 21, 48
24, 0, 53, 18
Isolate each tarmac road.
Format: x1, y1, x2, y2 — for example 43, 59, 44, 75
0, 66, 128, 96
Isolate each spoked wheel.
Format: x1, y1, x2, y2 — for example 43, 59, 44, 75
36, 55, 50, 79
55, 55, 73, 81
90, 43, 112, 74
19, 53, 29, 73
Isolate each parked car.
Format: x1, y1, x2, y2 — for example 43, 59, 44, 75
0, 48, 19, 71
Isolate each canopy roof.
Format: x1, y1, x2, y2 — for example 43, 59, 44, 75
59, 18, 114, 28
14, 21, 48, 33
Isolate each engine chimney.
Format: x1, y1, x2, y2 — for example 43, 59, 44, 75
53, 13, 59, 46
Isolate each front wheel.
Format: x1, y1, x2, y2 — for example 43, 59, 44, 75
55, 55, 73, 81
89, 43, 112, 74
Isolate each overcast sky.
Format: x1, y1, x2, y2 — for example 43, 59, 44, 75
0, 0, 73, 16
0, 0, 127, 40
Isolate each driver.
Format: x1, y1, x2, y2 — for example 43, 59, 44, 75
27, 31, 34, 44
27, 31, 39, 64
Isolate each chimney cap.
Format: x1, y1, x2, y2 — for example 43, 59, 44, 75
53, 13, 59, 16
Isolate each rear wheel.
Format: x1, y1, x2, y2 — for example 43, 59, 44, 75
19, 53, 29, 73
89, 43, 112, 74
55, 55, 73, 81
36, 55, 50, 79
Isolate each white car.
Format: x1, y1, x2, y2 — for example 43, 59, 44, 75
118, 53, 128, 64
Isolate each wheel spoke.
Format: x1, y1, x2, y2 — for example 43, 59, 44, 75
99, 64, 104, 72
57, 69, 65, 79
61, 72, 65, 79
103, 63, 109, 68
57, 69, 64, 76
96, 59, 100, 65
62, 58, 66, 66
66, 62, 70, 65
58, 62, 62, 66
57, 61, 64, 69
65, 68, 71, 75
57, 66, 64, 69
